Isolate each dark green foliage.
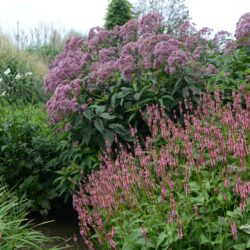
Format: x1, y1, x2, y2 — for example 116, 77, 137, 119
105, 0, 133, 30
54, 130, 100, 202
0, 103, 62, 216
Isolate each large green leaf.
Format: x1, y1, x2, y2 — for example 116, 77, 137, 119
94, 119, 104, 134
99, 112, 116, 120
156, 232, 167, 250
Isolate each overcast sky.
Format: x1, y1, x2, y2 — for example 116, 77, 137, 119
0, 0, 249, 36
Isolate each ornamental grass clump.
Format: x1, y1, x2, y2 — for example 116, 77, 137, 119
73, 91, 250, 249
0, 179, 60, 250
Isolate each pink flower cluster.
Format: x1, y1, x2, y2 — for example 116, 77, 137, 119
139, 13, 164, 34
46, 79, 81, 123
236, 12, 250, 46
45, 36, 89, 93
73, 91, 250, 249
213, 30, 233, 51
45, 13, 220, 124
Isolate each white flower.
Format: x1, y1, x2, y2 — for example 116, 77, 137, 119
0, 78, 2, 82
25, 72, 32, 76
15, 73, 22, 80
0, 91, 6, 96
4, 68, 11, 75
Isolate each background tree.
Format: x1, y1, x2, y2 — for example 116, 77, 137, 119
134, 0, 190, 34
105, 0, 133, 30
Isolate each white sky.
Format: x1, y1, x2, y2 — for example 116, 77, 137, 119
0, 0, 249, 36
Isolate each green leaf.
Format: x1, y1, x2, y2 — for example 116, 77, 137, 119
233, 244, 248, 250
117, 91, 131, 99
184, 76, 195, 84
161, 94, 175, 101
132, 83, 137, 92
128, 112, 137, 123
82, 127, 92, 145
156, 232, 167, 249
182, 87, 189, 98
247, 239, 250, 248
108, 123, 126, 132
217, 217, 227, 227
95, 105, 106, 114
94, 119, 104, 134
103, 129, 114, 145
200, 234, 210, 245
171, 78, 182, 96
111, 93, 118, 108
128, 97, 155, 110
83, 109, 92, 121
135, 237, 155, 248
1, 145, 8, 151
99, 112, 115, 120
226, 207, 242, 219
122, 241, 136, 250
134, 92, 141, 101
166, 229, 178, 245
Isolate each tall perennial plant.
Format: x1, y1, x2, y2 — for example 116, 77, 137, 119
73, 91, 250, 249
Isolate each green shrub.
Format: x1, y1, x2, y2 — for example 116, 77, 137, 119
0, 102, 62, 216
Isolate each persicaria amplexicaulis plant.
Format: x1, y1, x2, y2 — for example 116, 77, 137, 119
73, 91, 250, 249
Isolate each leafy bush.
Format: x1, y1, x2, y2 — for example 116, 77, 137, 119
0, 178, 60, 250
0, 102, 62, 216
73, 91, 250, 249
